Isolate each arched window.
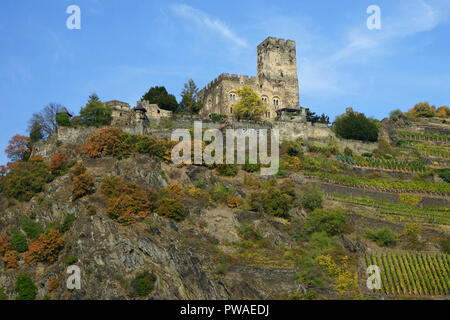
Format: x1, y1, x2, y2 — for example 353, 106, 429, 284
261, 96, 268, 104
229, 92, 236, 101
273, 97, 280, 107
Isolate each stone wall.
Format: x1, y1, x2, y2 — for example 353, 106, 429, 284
198, 36, 300, 120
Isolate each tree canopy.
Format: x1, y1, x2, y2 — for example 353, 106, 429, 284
79, 94, 112, 126
179, 79, 203, 114
27, 103, 64, 140
233, 86, 267, 121
334, 110, 379, 142
142, 86, 178, 112
5, 135, 31, 162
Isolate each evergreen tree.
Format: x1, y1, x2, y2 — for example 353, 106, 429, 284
179, 79, 203, 114
142, 86, 178, 112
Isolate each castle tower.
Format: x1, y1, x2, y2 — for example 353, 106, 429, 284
257, 37, 299, 109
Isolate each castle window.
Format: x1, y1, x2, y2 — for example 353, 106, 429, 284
273, 98, 279, 106
230, 107, 233, 114
268, 112, 270, 118
229, 93, 236, 101
261, 96, 268, 104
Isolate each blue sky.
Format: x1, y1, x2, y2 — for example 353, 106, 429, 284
1, 0, 450, 165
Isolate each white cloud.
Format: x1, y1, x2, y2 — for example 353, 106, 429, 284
329, 0, 448, 63
171, 3, 247, 47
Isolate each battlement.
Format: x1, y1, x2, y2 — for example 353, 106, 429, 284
257, 37, 296, 50
202, 73, 258, 91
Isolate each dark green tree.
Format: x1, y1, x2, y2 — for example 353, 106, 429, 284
79, 94, 112, 126
142, 86, 178, 112
15, 274, 37, 300
334, 110, 379, 142
179, 79, 203, 114
29, 122, 44, 142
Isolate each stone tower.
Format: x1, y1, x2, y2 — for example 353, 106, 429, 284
257, 37, 299, 109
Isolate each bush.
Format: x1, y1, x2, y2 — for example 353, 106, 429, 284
20, 217, 42, 239
0, 160, 53, 201
64, 255, 78, 265
60, 213, 76, 233
24, 229, 64, 264
131, 271, 156, 297
280, 138, 303, 157
437, 168, 450, 183
242, 161, 261, 173
81, 127, 122, 158
236, 223, 262, 241
209, 183, 234, 204
375, 138, 393, 156
156, 197, 185, 221
49, 153, 69, 175
15, 274, 37, 300
102, 177, 157, 225
217, 164, 238, 176
304, 209, 348, 236
226, 195, 241, 208
248, 181, 295, 218
308, 142, 328, 153
301, 185, 323, 211
9, 229, 28, 253
410, 102, 435, 118
399, 194, 422, 206
334, 111, 378, 142
364, 228, 398, 247
69, 161, 86, 179
389, 109, 404, 121
0, 287, 7, 300
343, 147, 353, 156
210, 113, 228, 123
403, 223, 425, 250
72, 173, 95, 200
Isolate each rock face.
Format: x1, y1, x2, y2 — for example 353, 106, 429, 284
0, 154, 304, 300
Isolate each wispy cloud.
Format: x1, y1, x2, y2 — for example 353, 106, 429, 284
171, 3, 248, 47
328, 0, 448, 63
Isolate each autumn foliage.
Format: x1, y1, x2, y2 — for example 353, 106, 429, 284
72, 173, 95, 200
0, 234, 18, 269
101, 176, 157, 225
5, 135, 31, 162
81, 127, 121, 158
24, 229, 64, 264
49, 153, 68, 175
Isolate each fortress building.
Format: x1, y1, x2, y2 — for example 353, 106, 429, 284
198, 36, 300, 120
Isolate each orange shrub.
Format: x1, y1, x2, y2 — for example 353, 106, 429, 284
81, 127, 121, 158
49, 153, 68, 174
47, 276, 59, 292
0, 234, 12, 255
167, 182, 184, 197
70, 161, 86, 179
24, 229, 64, 264
102, 177, 157, 225
2, 250, 18, 269
29, 155, 45, 162
227, 195, 241, 209
72, 173, 95, 200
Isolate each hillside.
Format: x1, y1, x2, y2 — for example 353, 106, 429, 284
0, 112, 449, 300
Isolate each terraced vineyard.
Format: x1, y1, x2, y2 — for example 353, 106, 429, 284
398, 131, 450, 143
365, 251, 450, 296
329, 194, 450, 224
338, 154, 428, 173
397, 140, 450, 159
305, 171, 450, 196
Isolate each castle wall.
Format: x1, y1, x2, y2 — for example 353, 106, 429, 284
198, 36, 300, 119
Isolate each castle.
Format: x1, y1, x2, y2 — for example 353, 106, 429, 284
198, 36, 301, 120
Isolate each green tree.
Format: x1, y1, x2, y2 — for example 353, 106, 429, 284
334, 111, 379, 142
179, 79, 203, 114
301, 185, 323, 211
142, 86, 178, 112
29, 122, 44, 142
55, 113, 71, 127
79, 94, 112, 126
411, 102, 435, 118
15, 274, 37, 300
389, 109, 403, 121
304, 209, 348, 236
233, 86, 267, 121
